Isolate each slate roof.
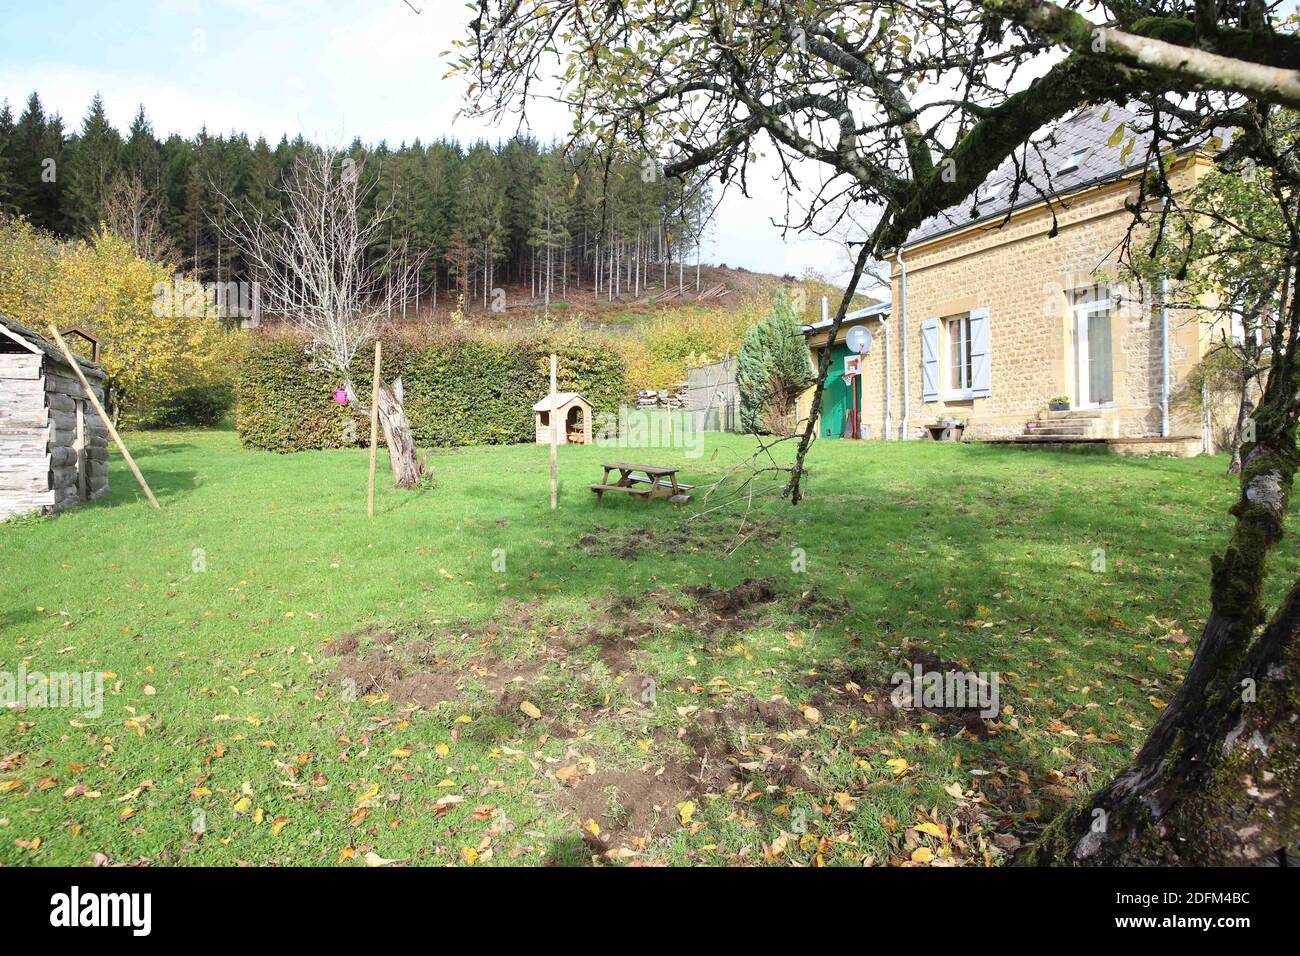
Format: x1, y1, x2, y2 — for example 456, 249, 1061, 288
802, 299, 891, 334
903, 103, 1217, 249
0, 314, 106, 379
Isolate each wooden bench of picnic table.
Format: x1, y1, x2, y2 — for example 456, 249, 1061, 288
590, 461, 693, 504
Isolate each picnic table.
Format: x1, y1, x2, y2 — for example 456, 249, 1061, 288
589, 461, 693, 504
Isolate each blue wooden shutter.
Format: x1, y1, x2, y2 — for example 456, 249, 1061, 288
921, 318, 940, 401
969, 307, 991, 398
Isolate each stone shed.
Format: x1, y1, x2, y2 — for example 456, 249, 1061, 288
0, 315, 109, 520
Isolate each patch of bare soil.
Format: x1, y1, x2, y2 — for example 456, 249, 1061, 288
805, 645, 994, 739
805, 668, 903, 724
683, 577, 776, 616
566, 767, 695, 852
562, 696, 818, 857
331, 649, 462, 709
576, 518, 779, 561
687, 701, 816, 791
792, 586, 852, 620
320, 633, 359, 657
492, 685, 578, 739
583, 600, 655, 677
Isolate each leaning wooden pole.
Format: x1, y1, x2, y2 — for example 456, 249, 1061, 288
47, 324, 160, 510
549, 353, 558, 511
367, 341, 382, 518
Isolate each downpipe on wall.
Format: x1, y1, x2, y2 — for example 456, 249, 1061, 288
896, 246, 910, 440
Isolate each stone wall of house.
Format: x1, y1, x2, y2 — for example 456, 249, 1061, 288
799, 161, 1210, 443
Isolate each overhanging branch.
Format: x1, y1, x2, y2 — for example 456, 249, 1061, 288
985, 0, 1300, 107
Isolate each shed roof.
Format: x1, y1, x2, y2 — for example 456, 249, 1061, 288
532, 392, 588, 412
0, 314, 106, 380
803, 300, 892, 335
902, 103, 1224, 250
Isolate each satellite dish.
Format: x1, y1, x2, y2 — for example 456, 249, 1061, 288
846, 325, 873, 354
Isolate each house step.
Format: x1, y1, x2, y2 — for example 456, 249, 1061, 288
994, 436, 1204, 457
1025, 423, 1106, 438
1037, 409, 1106, 422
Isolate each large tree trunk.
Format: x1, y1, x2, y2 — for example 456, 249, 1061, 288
1227, 379, 1253, 475
375, 379, 424, 489
1025, 435, 1299, 865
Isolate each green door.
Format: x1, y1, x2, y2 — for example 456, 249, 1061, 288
819, 344, 856, 438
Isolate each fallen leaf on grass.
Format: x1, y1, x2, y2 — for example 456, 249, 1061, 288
355, 782, 380, 805
913, 821, 947, 840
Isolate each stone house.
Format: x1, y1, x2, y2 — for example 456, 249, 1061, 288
800, 105, 1215, 455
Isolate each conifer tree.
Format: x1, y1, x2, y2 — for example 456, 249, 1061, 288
64, 94, 122, 234
736, 289, 814, 436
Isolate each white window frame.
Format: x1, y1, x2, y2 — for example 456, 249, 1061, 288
944, 313, 974, 400
1072, 291, 1115, 408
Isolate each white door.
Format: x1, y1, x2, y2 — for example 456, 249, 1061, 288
1073, 296, 1113, 407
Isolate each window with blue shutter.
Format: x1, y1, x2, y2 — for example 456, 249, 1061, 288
969, 306, 991, 398
921, 318, 940, 402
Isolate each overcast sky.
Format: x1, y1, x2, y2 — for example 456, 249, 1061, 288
0, 0, 856, 287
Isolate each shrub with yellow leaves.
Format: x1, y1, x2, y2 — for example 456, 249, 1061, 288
0, 216, 241, 425
616, 302, 754, 390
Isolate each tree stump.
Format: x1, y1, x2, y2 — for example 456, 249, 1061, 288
375, 379, 424, 489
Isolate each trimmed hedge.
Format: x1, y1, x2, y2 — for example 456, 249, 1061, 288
236, 326, 627, 452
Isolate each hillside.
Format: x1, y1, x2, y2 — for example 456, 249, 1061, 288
398, 263, 880, 331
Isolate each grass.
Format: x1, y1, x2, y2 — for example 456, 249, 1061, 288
1, 426, 1292, 867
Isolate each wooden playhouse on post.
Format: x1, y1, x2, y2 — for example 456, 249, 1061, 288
0, 315, 110, 521
533, 392, 593, 445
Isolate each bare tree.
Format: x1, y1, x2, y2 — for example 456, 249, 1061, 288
220, 147, 425, 487
102, 171, 176, 264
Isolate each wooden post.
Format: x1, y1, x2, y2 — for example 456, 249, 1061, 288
47, 324, 160, 510
549, 353, 558, 511
367, 342, 382, 518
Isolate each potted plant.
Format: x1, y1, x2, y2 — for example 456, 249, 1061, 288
1048, 395, 1071, 411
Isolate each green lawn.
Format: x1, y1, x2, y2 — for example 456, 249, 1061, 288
1, 428, 1291, 866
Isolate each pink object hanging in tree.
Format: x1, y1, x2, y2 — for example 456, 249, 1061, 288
332, 389, 350, 405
